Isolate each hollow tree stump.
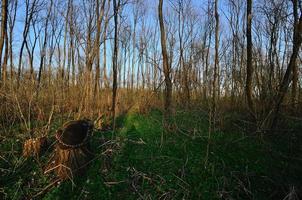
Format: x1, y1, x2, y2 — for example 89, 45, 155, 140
44, 120, 94, 180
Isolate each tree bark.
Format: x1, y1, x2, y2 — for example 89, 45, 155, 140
0, 0, 8, 83
246, 0, 254, 115
111, 0, 120, 131
17, 0, 37, 86
94, 0, 106, 96
291, 0, 299, 108
103, 9, 110, 89
2, 27, 8, 86
271, 6, 302, 129
9, 0, 17, 81
38, 0, 53, 87
211, 0, 219, 131
158, 0, 172, 117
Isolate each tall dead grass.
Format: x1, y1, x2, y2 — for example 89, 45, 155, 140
0, 74, 163, 138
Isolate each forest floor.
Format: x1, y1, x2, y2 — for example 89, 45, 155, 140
1, 109, 302, 199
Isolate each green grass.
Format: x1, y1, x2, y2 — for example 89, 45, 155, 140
1, 110, 302, 199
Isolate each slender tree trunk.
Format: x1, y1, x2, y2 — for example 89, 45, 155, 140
246, 0, 254, 115
206, 0, 218, 167
8, 1, 17, 82
158, 0, 172, 117
131, 16, 137, 90
291, 0, 299, 108
111, 0, 120, 131
204, 2, 213, 102
25, 28, 37, 81
9, 25, 14, 81
38, 0, 53, 87
211, 0, 219, 131
94, 0, 106, 96
0, 0, 8, 83
123, 43, 127, 88
127, 45, 131, 90
69, 2, 75, 86
2, 29, 8, 86
271, 5, 302, 129
103, 25, 108, 88
17, 0, 37, 86
48, 26, 56, 85
62, 0, 72, 83
103, 10, 109, 89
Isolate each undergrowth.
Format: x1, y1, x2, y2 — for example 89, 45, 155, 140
1, 109, 301, 199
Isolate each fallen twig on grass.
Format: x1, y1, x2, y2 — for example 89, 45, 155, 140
32, 178, 61, 199
104, 180, 126, 186
127, 138, 146, 145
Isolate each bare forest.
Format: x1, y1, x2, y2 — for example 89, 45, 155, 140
0, 0, 302, 199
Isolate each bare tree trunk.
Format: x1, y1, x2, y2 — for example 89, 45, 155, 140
246, 0, 254, 115
62, 0, 72, 83
17, 0, 37, 86
103, 27, 108, 88
271, 3, 302, 129
70, 2, 76, 86
9, 0, 17, 81
291, 0, 299, 108
127, 44, 131, 90
203, 1, 213, 102
111, 0, 120, 131
0, 0, 8, 83
206, 0, 218, 167
47, 21, 57, 86
94, 0, 106, 96
158, 0, 172, 117
38, 0, 53, 87
103, 10, 109, 89
71, 35, 75, 85
25, 23, 38, 81
2, 27, 8, 86
211, 0, 219, 131
177, 0, 189, 107
131, 14, 137, 90
123, 41, 127, 88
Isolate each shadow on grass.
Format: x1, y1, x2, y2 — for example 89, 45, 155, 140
2, 109, 302, 199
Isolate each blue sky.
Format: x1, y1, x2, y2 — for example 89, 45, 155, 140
9, 0, 286, 78
11, 0, 212, 70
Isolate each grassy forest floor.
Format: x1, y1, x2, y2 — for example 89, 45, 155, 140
1, 109, 302, 199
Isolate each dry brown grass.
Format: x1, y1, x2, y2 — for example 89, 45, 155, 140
22, 136, 48, 158
0, 76, 163, 134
